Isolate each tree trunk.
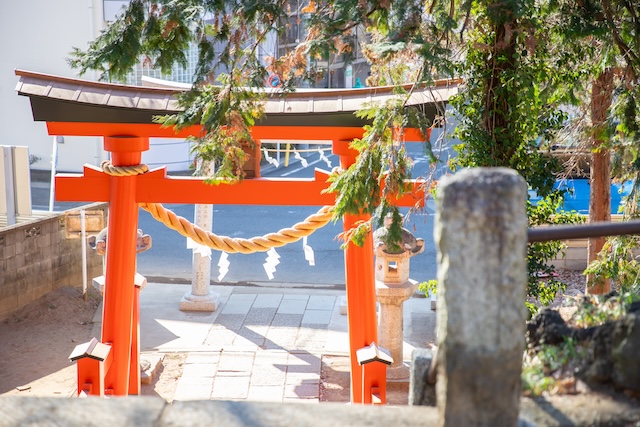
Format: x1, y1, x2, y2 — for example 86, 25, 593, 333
587, 68, 614, 294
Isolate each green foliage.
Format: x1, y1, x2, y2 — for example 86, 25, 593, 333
583, 234, 640, 295
571, 292, 636, 328
527, 194, 584, 311
449, 0, 574, 198
522, 337, 586, 396
418, 279, 437, 297
327, 92, 433, 247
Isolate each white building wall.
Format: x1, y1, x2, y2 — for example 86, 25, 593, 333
0, 0, 106, 173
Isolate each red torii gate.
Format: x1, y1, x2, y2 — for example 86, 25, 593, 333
16, 70, 455, 403
53, 126, 425, 403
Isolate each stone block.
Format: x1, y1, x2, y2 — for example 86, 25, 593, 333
339, 295, 347, 315
435, 168, 528, 427
36, 233, 51, 249
140, 353, 164, 385
179, 291, 220, 312
410, 348, 436, 406
4, 243, 16, 258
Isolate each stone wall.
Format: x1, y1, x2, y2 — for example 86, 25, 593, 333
0, 203, 107, 320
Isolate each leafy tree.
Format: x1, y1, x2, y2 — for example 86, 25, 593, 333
552, 0, 640, 294
70, 0, 618, 306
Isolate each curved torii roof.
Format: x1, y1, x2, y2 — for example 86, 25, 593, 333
15, 69, 459, 129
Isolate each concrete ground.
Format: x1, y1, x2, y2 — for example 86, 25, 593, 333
92, 283, 437, 403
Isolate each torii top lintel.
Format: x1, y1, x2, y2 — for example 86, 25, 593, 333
15, 69, 459, 141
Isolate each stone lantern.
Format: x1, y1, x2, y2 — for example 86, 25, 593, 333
373, 215, 424, 379
88, 227, 152, 292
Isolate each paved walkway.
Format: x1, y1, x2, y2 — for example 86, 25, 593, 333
92, 283, 436, 403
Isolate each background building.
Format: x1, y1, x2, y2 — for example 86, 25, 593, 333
1, 1, 372, 176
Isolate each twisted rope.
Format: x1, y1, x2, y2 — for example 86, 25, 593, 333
101, 160, 148, 176
100, 161, 333, 254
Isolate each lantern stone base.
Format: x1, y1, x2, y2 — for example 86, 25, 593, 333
386, 363, 412, 381
179, 290, 220, 312
376, 279, 418, 378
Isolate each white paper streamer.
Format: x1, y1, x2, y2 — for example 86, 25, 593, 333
217, 252, 230, 281
303, 236, 315, 266
293, 150, 308, 168
318, 148, 332, 168
263, 248, 281, 280
263, 148, 280, 168
187, 237, 212, 260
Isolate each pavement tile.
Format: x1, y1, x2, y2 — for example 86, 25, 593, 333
173, 380, 213, 401
181, 362, 217, 378
204, 327, 239, 348
221, 294, 256, 315
253, 350, 289, 366
237, 325, 267, 341
306, 295, 336, 310
287, 352, 321, 373
301, 309, 332, 325
217, 351, 255, 375
244, 307, 277, 325
270, 313, 302, 328
284, 382, 319, 399
211, 375, 250, 400
295, 324, 327, 350
282, 294, 309, 301
250, 364, 287, 386
185, 352, 220, 365
277, 298, 307, 314
285, 371, 320, 385
214, 314, 247, 331
252, 294, 283, 309
231, 334, 264, 349
247, 385, 285, 402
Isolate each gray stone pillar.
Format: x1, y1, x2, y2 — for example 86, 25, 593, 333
434, 168, 528, 427
376, 280, 417, 379
180, 159, 220, 312
180, 203, 220, 311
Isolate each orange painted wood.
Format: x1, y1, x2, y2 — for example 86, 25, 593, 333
335, 139, 386, 405
77, 355, 108, 397
101, 137, 144, 396
57, 166, 424, 207
128, 286, 141, 395
46, 122, 427, 142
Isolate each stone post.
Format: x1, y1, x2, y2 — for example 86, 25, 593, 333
179, 202, 220, 311
434, 168, 528, 427
180, 160, 220, 312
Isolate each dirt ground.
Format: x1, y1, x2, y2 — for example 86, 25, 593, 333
0, 286, 184, 400
320, 355, 410, 405
0, 285, 411, 403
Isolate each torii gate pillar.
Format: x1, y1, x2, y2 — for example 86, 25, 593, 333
101, 135, 148, 395
333, 140, 387, 404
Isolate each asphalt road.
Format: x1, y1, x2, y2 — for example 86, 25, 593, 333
32, 141, 449, 287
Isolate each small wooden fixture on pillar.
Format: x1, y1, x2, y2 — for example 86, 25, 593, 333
373, 214, 424, 380
356, 342, 393, 404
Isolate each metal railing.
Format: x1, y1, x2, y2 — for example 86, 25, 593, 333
528, 220, 640, 243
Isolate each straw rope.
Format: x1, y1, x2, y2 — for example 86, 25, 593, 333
100, 161, 333, 254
